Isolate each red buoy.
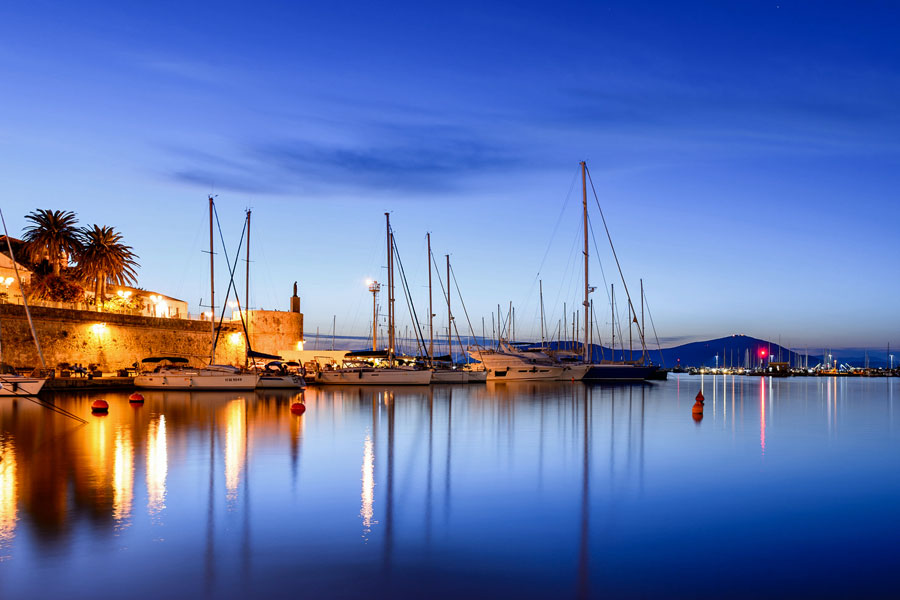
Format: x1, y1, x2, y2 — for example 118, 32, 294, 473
129, 392, 144, 403
290, 402, 306, 415
91, 399, 109, 414
695, 390, 705, 403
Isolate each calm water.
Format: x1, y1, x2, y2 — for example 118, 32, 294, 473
1, 376, 898, 599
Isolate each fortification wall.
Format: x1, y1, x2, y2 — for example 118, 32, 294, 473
246, 310, 303, 356
0, 304, 247, 370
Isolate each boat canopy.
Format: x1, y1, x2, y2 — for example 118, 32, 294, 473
248, 350, 282, 360
141, 356, 189, 363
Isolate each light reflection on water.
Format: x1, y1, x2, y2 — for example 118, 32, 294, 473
0, 378, 897, 598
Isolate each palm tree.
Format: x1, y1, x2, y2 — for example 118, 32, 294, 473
22, 209, 82, 275
77, 225, 139, 311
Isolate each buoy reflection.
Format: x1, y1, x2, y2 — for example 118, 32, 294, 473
147, 415, 168, 517
113, 426, 134, 528
0, 436, 16, 560
360, 432, 376, 539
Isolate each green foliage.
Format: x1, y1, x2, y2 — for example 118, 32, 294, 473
26, 273, 84, 303
22, 209, 82, 275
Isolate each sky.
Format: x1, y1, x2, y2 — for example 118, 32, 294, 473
1, 1, 898, 348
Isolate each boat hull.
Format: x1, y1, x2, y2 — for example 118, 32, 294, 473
314, 369, 432, 385
0, 376, 46, 396
431, 370, 487, 383
256, 374, 306, 388
134, 373, 259, 390
583, 364, 657, 381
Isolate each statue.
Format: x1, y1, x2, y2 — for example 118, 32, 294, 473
293, 281, 298, 297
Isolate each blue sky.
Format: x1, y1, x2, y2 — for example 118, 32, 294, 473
1, 1, 898, 347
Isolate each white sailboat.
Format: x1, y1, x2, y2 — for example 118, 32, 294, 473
311, 213, 432, 386
135, 197, 259, 390
0, 209, 47, 396
426, 238, 486, 384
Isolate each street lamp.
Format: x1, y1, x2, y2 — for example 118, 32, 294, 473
368, 280, 381, 351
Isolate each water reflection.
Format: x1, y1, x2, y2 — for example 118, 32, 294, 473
224, 398, 246, 505
1, 380, 899, 599
112, 426, 134, 529
360, 432, 375, 540
0, 435, 16, 560
146, 415, 167, 518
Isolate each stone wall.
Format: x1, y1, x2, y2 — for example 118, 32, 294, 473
0, 304, 247, 370
245, 310, 303, 356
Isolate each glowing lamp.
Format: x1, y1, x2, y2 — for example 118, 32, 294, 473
228, 333, 242, 345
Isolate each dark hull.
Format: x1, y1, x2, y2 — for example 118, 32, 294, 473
583, 364, 659, 381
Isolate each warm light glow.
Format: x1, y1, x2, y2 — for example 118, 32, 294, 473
228, 301, 238, 309
228, 332, 242, 345
113, 426, 134, 528
225, 399, 246, 505
296, 340, 305, 351
116, 289, 132, 299
360, 433, 376, 539
147, 415, 168, 517
0, 436, 17, 560
3, 277, 14, 287
759, 348, 767, 358
91, 322, 108, 335
365, 278, 373, 286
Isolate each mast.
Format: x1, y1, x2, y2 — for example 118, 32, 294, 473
244, 208, 251, 367
385, 213, 395, 366
369, 280, 380, 351
539, 279, 546, 349
209, 196, 215, 363
611, 284, 615, 362
446, 255, 452, 364
427, 233, 434, 366
0, 209, 45, 369
640, 279, 645, 364
582, 161, 589, 363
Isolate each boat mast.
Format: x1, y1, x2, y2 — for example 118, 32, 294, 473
209, 196, 216, 364
0, 209, 45, 369
611, 284, 615, 362
244, 208, 251, 368
640, 279, 645, 364
427, 233, 434, 367
447, 255, 452, 364
539, 279, 546, 349
582, 161, 589, 363
385, 213, 395, 366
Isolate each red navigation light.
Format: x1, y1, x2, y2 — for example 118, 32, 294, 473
759, 348, 767, 358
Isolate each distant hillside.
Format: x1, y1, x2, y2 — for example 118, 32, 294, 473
305, 332, 892, 368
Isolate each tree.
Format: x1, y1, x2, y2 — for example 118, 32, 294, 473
22, 209, 82, 275
77, 225, 139, 311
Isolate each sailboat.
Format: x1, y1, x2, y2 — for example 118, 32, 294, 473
135, 197, 259, 390
426, 240, 485, 383
311, 213, 432, 385
0, 210, 47, 396
572, 161, 657, 382
238, 209, 305, 389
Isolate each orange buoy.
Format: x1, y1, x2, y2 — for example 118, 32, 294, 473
91, 399, 109, 414
692, 409, 703, 423
290, 403, 306, 415
695, 390, 705, 404
129, 392, 144, 403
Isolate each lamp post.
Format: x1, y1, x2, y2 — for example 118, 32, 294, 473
368, 280, 381, 352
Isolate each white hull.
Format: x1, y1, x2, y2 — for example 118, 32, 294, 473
135, 372, 259, 390
314, 368, 432, 385
256, 374, 306, 388
469, 344, 590, 381
0, 376, 46, 396
431, 369, 487, 383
